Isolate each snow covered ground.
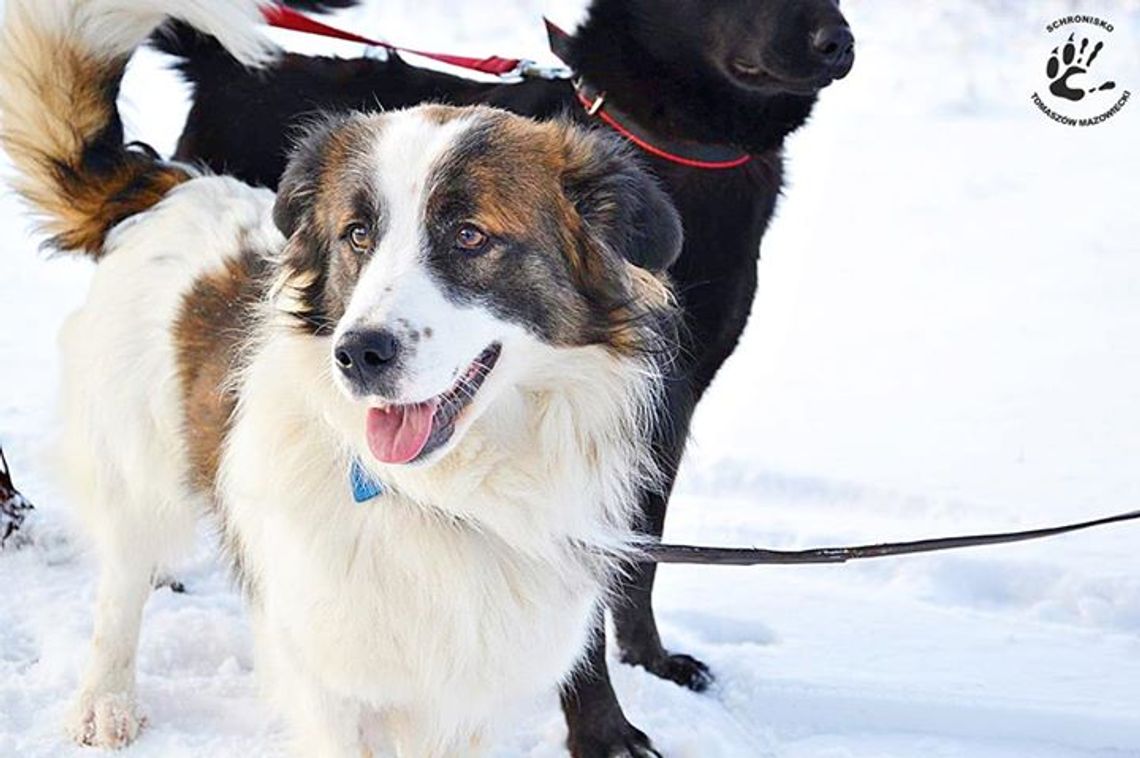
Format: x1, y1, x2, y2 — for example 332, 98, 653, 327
2, 1, 1139, 756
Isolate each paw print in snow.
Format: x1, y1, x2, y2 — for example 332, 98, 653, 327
1046, 34, 1116, 102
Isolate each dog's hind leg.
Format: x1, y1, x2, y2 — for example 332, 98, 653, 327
64, 482, 193, 747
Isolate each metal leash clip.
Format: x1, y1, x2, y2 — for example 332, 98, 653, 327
362, 44, 391, 62
515, 59, 574, 81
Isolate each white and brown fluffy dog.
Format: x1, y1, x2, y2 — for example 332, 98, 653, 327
0, 1, 681, 754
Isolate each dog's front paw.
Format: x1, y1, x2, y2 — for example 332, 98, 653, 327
68, 691, 145, 749
622, 649, 713, 693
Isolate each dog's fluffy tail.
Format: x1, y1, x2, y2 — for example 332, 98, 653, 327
0, 0, 276, 257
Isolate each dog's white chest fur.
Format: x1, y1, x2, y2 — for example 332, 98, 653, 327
225, 416, 600, 704
242, 479, 599, 708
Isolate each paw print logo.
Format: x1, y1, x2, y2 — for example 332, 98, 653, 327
1046, 33, 1116, 102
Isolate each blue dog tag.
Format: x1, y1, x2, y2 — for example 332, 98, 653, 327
349, 458, 385, 503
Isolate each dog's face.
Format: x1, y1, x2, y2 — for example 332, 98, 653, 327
273, 106, 679, 467
632, 0, 854, 96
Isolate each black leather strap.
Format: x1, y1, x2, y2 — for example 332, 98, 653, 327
643, 508, 1140, 565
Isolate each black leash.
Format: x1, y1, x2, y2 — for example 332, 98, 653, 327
643, 508, 1140, 565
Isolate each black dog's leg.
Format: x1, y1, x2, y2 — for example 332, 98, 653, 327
612, 508, 712, 691
561, 628, 661, 758
612, 381, 713, 691
559, 380, 703, 755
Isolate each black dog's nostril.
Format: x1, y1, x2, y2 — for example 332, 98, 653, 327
334, 329, 401, 387
810, 24, 854, 68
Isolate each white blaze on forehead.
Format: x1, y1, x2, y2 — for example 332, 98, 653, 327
338, 108, 475, 331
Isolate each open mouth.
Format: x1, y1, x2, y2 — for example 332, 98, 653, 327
727, 58, 834, 95
364, 343, 502, 465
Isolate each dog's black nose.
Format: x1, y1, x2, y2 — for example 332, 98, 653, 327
810, 23, 854, 78
334, 329, 400, 387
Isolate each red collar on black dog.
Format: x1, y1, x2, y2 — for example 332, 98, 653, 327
262, 4, 753, 171
545, 20, 753, 171
570, 76, 753, 170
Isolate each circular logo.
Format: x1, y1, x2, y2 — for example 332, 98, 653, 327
1032, 15, 1130, 126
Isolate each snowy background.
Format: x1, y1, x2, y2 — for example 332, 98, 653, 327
3, 0, 1140, 756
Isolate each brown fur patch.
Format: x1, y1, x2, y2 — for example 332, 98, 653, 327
173, 249, 269, 492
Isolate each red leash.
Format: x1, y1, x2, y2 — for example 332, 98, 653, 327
262, 4, 752, 171
262, 4, 526, 76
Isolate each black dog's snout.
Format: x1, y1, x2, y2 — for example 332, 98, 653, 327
810, 23, 854, 77
335, 329, 400, 388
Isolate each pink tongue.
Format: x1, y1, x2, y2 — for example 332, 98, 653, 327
366, 401, 438, 464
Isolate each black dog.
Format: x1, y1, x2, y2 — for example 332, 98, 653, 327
158, 1, 853, 754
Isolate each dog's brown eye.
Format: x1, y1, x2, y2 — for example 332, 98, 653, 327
346, 223, 371, 252
455, 223, 489, 254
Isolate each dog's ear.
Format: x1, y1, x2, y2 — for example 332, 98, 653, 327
274, 159, 314, 239
271, 119, 346, 332
274, 116, 345, 238
560, 129, 683, 273
273, 176, 307, 240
